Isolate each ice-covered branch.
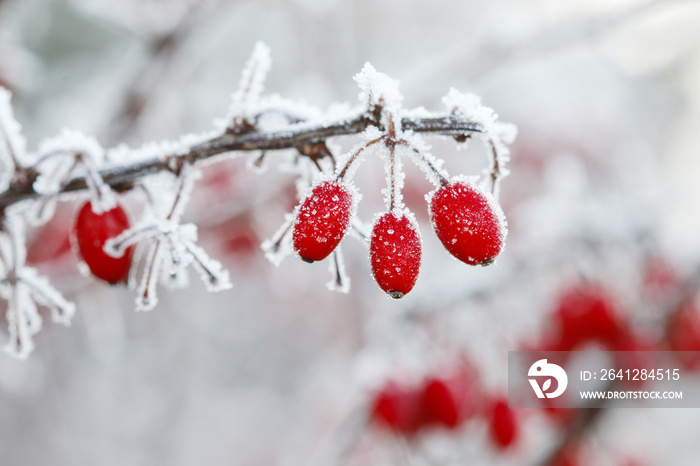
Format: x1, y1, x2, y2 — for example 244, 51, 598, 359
0, 114, 494, 212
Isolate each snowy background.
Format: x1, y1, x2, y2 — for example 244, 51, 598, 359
1, 0, 700, 464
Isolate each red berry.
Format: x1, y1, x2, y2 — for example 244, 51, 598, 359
552, 284, 624, 351
371, 381, 422, 434
667, 300, 700, 369
429, 179, 506, 266
292, 180, 354, 262
489, 398, 518, 450
420, 369, 475, 429
551, 446, 582, 466
370, 211, 421, 299
73, 201, 133, 284
27, 204, 73, 265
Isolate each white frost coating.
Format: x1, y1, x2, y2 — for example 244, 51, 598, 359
106, 129, 219, 169
223, 41, 272, 126
299, 175, 362, 229
249, 94, 324, 132
377, 143, 405, 213
18, 268, 76, 325
334, 134, 382, 182
399, 106, 439, 120
169, 163, 200, 222
109, 166, 230, 312
354, 63, 403, 112
442, 88, 517, 198
348, 218, 371, 244
399, 134, 449, 188
104, 222, 157, 258
184, 240, 232, 293
0, 87, 25, 193
135, 242, 164, 312
0, 217, 75, 358
361, 125, 383, 142
261, 213, 294, 267
33, 129, 116, 214
326, 247, 350, 294
4, 285, 34, 359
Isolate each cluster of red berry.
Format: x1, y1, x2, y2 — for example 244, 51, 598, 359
543, 284, 630, 352
292, 177, 506, 298
537, 277, 700, 365
369, 364, 519, 451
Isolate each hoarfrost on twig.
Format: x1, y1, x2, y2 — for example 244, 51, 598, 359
223, 41, 272, 130
0, 216, 75, 359
354, 63, 403, 113
105, 164, 231, 312
33, 129, 116, 214
326, 247, 350, 294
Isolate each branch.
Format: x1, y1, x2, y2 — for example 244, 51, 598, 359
0, 114, 485, 211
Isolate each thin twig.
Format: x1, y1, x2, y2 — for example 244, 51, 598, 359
399, 141, 449, 187
336, 136, 386, 181
388, 144, 396, 211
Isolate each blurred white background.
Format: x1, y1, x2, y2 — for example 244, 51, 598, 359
1, 0, 700, 464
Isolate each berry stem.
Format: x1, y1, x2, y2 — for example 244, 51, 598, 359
137, 241, 163, 311
330, 249, 345, 290
488, 139, 501, 197
183, 241, 221, 287
0, 121, 21, 173
350, 220, 370, 244
166, 163, 196, 222
336, 136, 384, 181
389, 144, 397, 211
400, 141, 449, 187
0, 114, 488, 213
270, 220, 293, 254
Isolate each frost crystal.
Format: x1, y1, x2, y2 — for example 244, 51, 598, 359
442, 88, 517, 197
354, 63, 403, 113
326, 248, 350, 294
400, 134, 449, 188
33, 129, 116, 214
0, 87, 26, 193
105, 165, 231, 312
261, 214, 295, 267
0, 216, 75, 359
378, 143, 406, 213
224, 41, 272, 128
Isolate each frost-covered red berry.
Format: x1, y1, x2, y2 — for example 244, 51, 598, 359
488, 397, 518, 450
292, 180, 354, 262
73, 201, 133, 284
429, 179, 506, 266
370, 211, 421, 299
